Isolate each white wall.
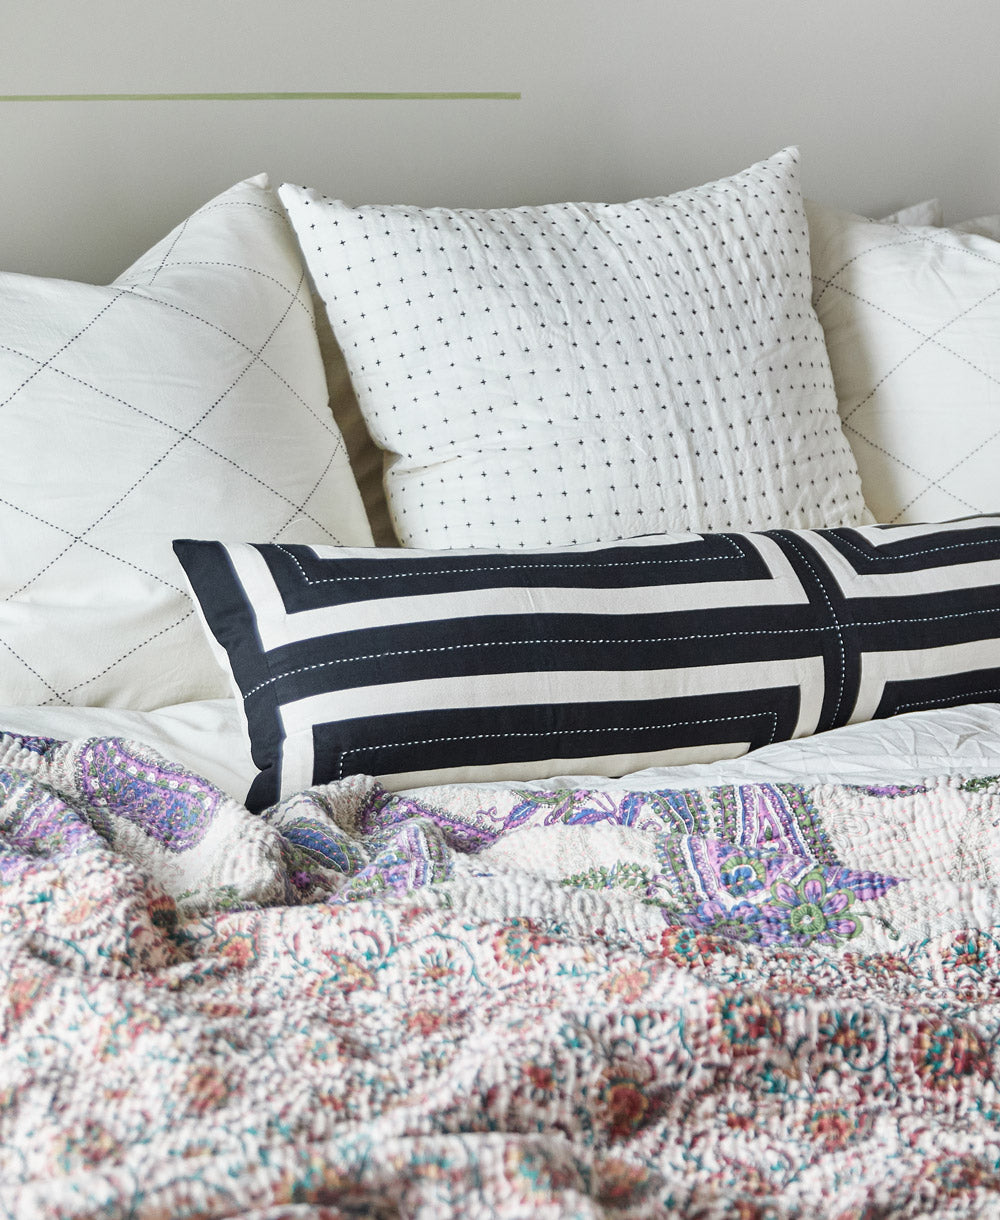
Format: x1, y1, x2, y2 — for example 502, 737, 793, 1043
3, 0, 999, 282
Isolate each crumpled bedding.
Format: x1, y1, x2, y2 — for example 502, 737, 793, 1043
4, 729, 1000, 1217
2, 698, 1000, 802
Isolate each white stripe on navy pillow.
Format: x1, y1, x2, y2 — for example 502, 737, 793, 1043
174, 517, 1000, 811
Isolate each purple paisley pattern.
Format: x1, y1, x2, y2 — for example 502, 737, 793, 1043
9, 732, 60, 756
506, 783, 899, 949
77, 737, 224, 851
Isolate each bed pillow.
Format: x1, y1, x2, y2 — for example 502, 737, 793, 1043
807, 199, 1000, 524
310, 290, 399, 546
0, 174, 373, 711
952, 214, 1000, 241
279, 148, 869, 550
302, 190, 936, 552
878, 199, 943, 226
174, 514, 1000, 810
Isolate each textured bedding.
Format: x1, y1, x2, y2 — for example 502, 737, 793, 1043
3, 698, 1000, 801
5, 728, 1000, 1217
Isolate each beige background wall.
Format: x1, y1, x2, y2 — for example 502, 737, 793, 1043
2, 0, 999, 283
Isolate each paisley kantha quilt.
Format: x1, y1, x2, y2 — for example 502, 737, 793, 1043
3, 730, 1000, 1217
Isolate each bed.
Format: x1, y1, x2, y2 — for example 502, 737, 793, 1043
4, 148, 1000, 1217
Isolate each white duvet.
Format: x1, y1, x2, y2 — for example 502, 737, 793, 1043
1, 698, 999, 805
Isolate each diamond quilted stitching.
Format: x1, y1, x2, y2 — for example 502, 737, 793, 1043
3, 270, 312, 584
809, 201, 1000, 524
826, 287, 1000, 518
0, 175, 371, 710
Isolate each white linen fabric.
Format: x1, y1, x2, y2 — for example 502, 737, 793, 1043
280, 149, 869, 549
808, 199, 1000, 524
0, 175, 372, 710
501, 700, 1000, 793
878, 199, 943, 226
0, 698, 997, 806
952, 213, 1000, 241
0, 698, 252, 800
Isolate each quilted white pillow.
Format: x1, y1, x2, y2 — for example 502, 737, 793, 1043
0, 174, 372, 710
280, 149, 869, 549
808, 200, 1000, 523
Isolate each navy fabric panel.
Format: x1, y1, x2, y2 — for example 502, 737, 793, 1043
766, 530, 853, 732
310, 686, 803, 788
249, 603, 829, 706
173, 540, 287, 786
844, 587, 1000, 652
255, 534, 774, 611
872, 667, 1000, 721
818, 520, 1000, 574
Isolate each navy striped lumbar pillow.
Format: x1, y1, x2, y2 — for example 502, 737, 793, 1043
174, 516, 1000, 811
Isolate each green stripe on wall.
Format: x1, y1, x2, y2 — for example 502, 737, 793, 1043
0, 91, 520, 102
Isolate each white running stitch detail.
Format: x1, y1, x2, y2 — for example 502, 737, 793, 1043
336, 711, 781, 780
779, 535, 848, 726
243, 604, 1000, 700
274, 536, 748, 584
830, 528, 1000, 563
894, 687, 1000, 715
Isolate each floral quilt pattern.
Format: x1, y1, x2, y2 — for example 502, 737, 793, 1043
2, 731, 1000, 1217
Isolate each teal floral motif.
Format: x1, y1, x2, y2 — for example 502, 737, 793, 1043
939, 929, 1000, 982
816, 1008, 884, 1067
493, 918, 551, 973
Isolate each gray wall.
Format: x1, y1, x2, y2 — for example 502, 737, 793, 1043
3, 0, 999, 283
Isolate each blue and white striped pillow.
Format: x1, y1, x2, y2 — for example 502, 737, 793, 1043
175, 516, 1000, 811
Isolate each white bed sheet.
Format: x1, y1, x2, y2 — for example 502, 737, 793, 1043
508, 701, 1000, 791
0, 699, 254, 800
1, 699, 999, 805
0, 702, 995, 805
